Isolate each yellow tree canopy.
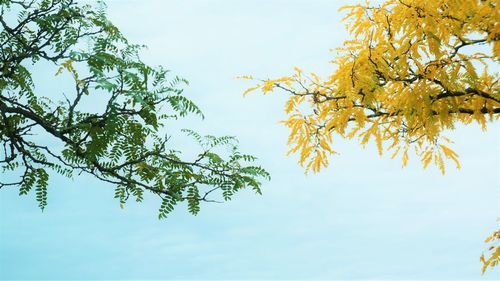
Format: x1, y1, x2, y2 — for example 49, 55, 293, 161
245, 0, 499, 174
243, 0, 499, 273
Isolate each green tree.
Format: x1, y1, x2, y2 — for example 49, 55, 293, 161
0, 0, 269, 218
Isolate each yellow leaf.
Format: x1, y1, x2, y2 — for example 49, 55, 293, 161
319, 139, 333, 153
402, 149, 409, 167
422, 150, 433, 169
236, 75, 254, 80
439, 144, 461, 169
390, 146, 401, 159
375, 129, 383, 156
243, 85, 260, 96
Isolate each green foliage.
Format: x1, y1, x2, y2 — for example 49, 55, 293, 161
0, 0, 269, 217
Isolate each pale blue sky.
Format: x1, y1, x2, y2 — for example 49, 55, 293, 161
1, 0, 499, 279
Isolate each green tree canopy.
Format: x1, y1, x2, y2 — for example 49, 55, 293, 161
0, 0, 269, 218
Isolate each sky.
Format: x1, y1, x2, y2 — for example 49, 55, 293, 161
1, 0, 500, 279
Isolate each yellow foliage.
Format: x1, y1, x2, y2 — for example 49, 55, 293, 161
439, 144, 461, 169
402, 148, 409, 167
482, 226, 500, 274
55, 59, 78, 80
236, 75, 254, 80
242, 1, 499, 270
243, 85, 260, 96
243, 0, 499, 174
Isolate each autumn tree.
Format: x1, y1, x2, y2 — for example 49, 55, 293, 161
0, 0, 269, 218
243, 0, 499, 273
